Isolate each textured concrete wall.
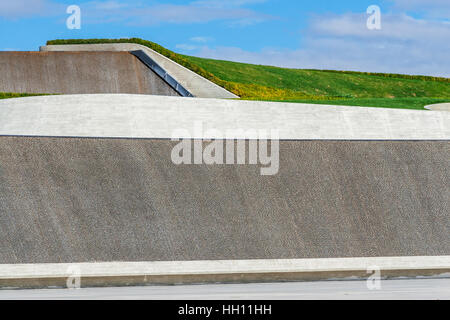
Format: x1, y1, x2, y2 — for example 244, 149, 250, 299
0, 137, 448, 264
0, 52, 179, 96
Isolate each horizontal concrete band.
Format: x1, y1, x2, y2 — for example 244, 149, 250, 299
0, 94, 449, 140
41, 44, 238, 99
1, 257, 449, 288
3, 256, 449, 277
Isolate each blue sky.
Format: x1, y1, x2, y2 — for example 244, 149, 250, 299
1, 0, 450, 76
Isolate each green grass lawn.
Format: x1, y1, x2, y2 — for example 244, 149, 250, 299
183, 55, 450, 97
38, 38, 450, 109
0, 92, 48, 100
183, 55, 450, 109
258, 97, 450, 110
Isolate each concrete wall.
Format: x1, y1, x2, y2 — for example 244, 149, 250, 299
0, 95, 447, 272
0, 52, 179, 96
41, 44, 239, 99
0, 137, 448, 264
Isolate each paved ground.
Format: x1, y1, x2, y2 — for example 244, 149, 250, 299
1, 279, 449, 300
426, 103, 450, 111
1, 94, 449, 139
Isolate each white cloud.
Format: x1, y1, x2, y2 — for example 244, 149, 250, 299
176, 44, 199, 51
80, 0, 272, 26
192, 0, 268, 9
190, 36, 214, 43
390, 0, 450, 18
391, 0, 450, 8
0, 0, 61, 18
133, 4, 269, 25
176, 36, 214, 53
0, 0, 271, 25
89, 1, 129, 11
195, 13, 450, 77
310, 13, 450, 41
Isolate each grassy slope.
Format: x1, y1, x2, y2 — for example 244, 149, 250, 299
0, 92, 47, 100
267, 97, 450, 110
183, 55, 450, 109
44, 38, 450, 109
183, 55, 450, 98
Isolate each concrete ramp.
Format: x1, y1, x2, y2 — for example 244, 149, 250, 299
0, 94, 448, 139
41, 43, 239, 99
0, 51, 179, 96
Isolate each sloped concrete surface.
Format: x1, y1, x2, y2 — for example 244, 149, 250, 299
0, 52, 179, 96
41, 44, 239, 99
0, 94, 449, 139
0, 137, 448, 264
425, 103, 450, 111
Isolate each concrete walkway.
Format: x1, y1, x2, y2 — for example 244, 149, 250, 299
426, 103, 450, 111
1, 279, 449, 300
0, 94, 449, 139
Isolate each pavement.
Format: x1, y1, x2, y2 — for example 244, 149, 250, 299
1, 279, 449, 300
1, 94, 449, 139
425, 103, 450, 112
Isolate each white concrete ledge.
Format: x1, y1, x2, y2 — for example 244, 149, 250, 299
0, 94, 449, 140
41, 44, 238, 99
425, 103, 450, 112
1, 256, 449, 289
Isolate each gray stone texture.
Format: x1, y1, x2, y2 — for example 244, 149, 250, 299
0, 137, 448, 264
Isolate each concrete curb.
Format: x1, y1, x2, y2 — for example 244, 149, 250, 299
1, 257, 450, 289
